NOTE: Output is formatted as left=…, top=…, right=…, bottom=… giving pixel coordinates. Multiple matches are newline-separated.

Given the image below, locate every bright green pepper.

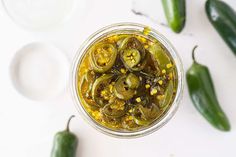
left=51, top=115, right=78, bottom=157
left=205, top=0, right=236, bottom=56
left=186, top=46, right=230, bottom=131
left=162, top=0, right=186, bottom=33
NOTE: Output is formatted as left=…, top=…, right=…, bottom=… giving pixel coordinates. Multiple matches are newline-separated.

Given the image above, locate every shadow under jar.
left=71, top=23, right=184, bottom=138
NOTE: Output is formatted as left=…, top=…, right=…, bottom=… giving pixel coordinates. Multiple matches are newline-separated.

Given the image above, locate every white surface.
left=10, top=42, right=69, bottom=101
left=0, top=0, right=236, bottom=157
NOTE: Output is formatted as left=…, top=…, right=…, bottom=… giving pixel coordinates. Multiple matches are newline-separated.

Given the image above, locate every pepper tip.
left=66, top=115, right=76, bottom=132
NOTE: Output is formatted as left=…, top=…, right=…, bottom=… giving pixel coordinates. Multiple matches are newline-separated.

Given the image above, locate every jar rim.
left=71, top=22, right=184, bottom=138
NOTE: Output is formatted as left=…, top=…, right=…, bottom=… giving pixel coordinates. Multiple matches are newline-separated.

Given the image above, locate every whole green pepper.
left=206, top=0, right=236, bottom=56
left=51, top=115, right=78, bottom=157
left=186, top=46, right=230, bottom=131
left=162, top=0, right=186, bottom=33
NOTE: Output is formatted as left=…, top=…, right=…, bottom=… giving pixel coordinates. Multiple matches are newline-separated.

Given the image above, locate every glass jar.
left=71, top=23, right=184, bottom=138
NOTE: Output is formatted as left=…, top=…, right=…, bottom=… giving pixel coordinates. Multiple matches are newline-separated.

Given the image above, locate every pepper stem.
left=66, top=115, right=75, bottom=132
left=192, top=45, right=198, bottom=63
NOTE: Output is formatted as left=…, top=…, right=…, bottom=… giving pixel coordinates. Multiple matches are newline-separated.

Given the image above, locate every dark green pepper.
left=206, top=0, right=236, bottom=56
left=162, top=0, right=186, bottom=33
left=186, top=46, right=230, bottom=131
left=51, top=115, right=78, bottom=157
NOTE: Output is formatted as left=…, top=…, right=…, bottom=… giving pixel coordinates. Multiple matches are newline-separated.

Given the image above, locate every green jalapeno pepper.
left=162, top=0, right=186, bottom=33
left=90, top=43, right=117, bottom=73
left=51, top=115, right=78, bottom=157
left=206, top=0, right=236, bottom=56
left=119, top=37, right=147, bottom=71
left=92, top=74, right=114, bottom=107
left=186, top=46, right=230, bottom=131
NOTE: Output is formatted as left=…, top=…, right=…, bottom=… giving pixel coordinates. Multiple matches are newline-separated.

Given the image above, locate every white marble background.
left=0, top=0, right=236, bottom=156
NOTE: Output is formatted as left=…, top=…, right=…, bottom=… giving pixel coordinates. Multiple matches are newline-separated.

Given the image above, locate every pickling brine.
left=76, top=32, right=178, bottom=131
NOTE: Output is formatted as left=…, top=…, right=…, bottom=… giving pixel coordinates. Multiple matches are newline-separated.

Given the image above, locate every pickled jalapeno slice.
left=122, top=49, right=141, bottom=68
left=91, top=74, right=114, bottom=107
left=119, top=37, right=147, bottom=71
left=80, top=75, right=99, bottom=109
left=125, top=73, right=140, bottom=89
left=148, top=43, right=172, bottom=70
left=85, top=70, right=96, bottom=82
left=132, top=104, right=160, bottom=126
left=102, top=99, right=127, bottom=118
left=114, top=76, right=136, bottom=100
left=90, top=43, right=117, bottom=73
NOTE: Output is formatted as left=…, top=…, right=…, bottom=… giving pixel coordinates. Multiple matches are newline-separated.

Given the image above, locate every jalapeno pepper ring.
left=90, top=43, right=117, bottom=73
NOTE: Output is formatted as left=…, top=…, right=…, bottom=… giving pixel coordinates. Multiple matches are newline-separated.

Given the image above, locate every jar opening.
left=71, top=23, right=184, bottom=138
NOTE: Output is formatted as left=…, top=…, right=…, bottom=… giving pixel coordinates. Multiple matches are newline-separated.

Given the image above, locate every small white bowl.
left=10, top=42, right=69, bottom=101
